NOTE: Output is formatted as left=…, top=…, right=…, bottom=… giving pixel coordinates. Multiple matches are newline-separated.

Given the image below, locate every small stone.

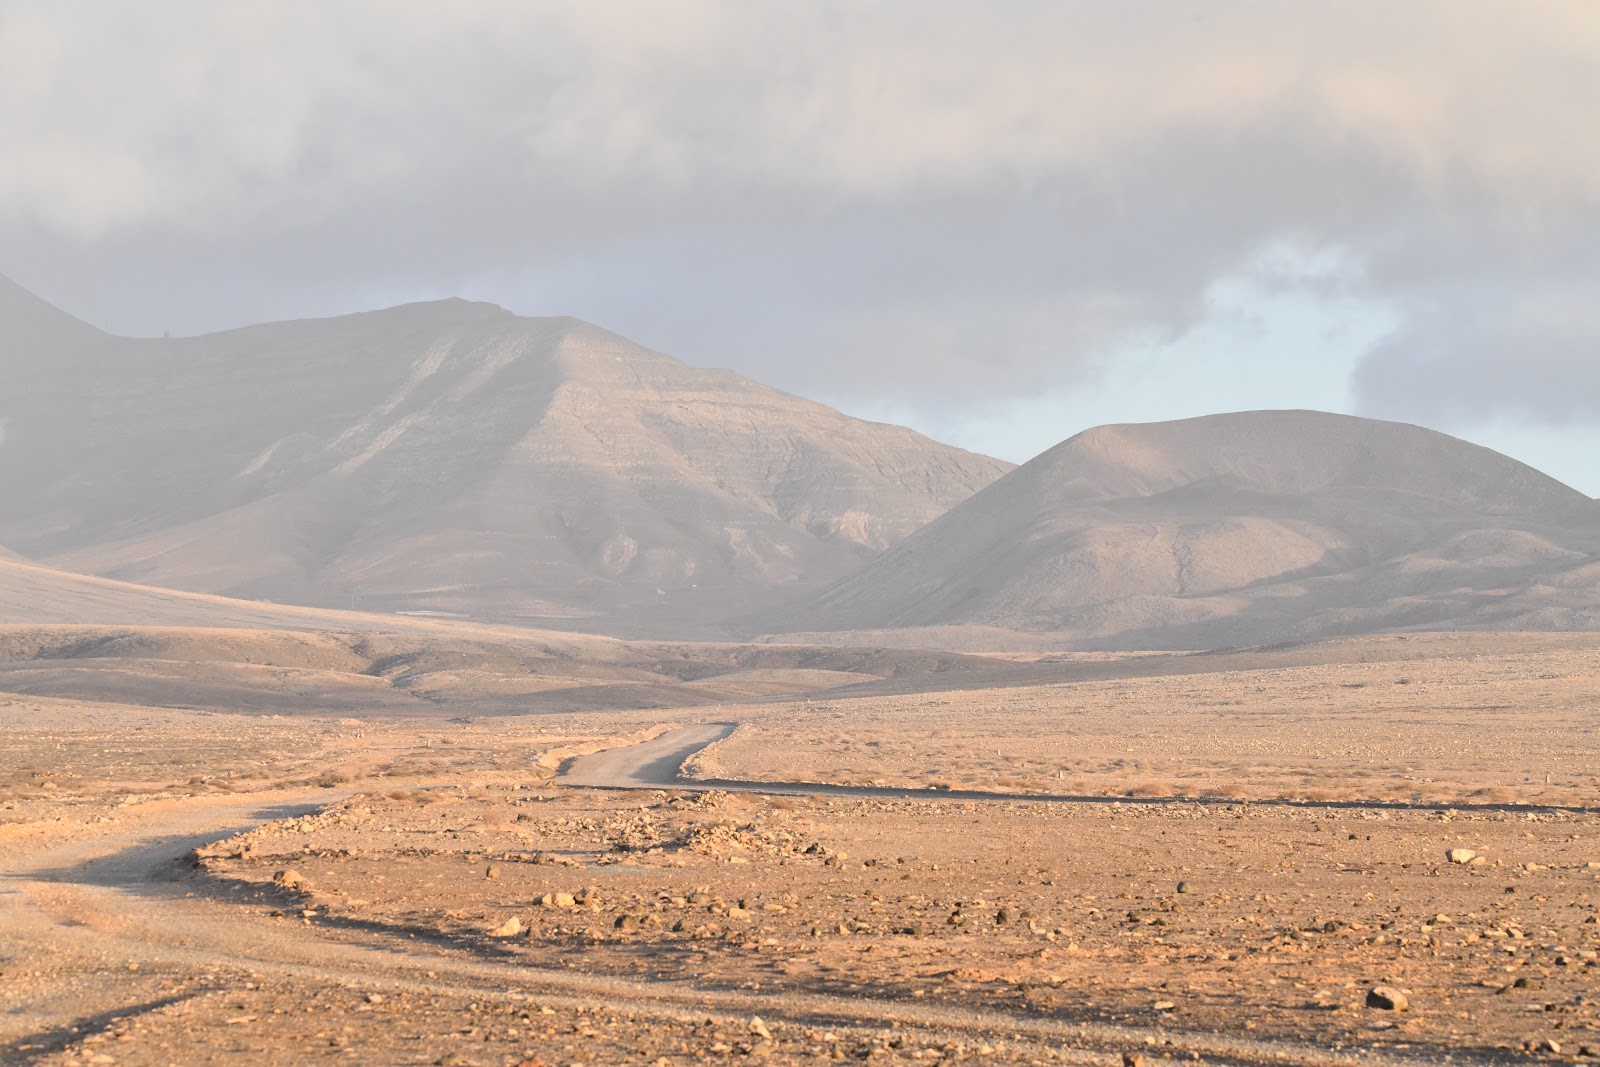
left=749, top=1016, right=772, bottom=1040
left=1447, top=848, right=1477, bottom=865
left=365, top=993, right=385, bottom=1005
left=1538, top=1039, right=1561, bottom=1055
left=1366, top=985, right=1408, bottom=1011
left=488, top=916, right=523, bottom=937
left=485, top=865, right=500, bottom=879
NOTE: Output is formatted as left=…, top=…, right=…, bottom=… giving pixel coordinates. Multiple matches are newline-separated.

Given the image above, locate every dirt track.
left=3, top=731, right=1535, bottom=1066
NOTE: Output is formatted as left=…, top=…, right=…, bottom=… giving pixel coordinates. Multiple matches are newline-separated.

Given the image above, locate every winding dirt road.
left=0, top=729, right=1511, bottom=1066
left=561, top=724, right=1593, bottom=817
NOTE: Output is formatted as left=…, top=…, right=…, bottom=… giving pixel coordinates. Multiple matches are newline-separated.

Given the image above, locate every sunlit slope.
left=0, top=275, right=1009, bottom=633
left=773, top=410, right=1600, bottom=648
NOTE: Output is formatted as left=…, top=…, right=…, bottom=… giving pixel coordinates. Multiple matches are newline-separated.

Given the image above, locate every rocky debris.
left=488, top=916, right=523, bottom=937
left=1447, top=848, right=1478, bottom=864
left=1366, top=985, right=1409, bottom=1011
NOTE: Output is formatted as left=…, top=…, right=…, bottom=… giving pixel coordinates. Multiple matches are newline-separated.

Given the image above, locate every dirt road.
left=0, top=732, right=1533, bottom=1066
left=559, top=725, right=1593, bottom=816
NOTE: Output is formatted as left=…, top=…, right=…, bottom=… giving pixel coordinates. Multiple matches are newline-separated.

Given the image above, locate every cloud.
left=2, top=1, right=1598, bottom=428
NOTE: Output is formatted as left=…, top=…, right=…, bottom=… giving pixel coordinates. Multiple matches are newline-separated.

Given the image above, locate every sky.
left=2, top=2, right=1598, bottom=493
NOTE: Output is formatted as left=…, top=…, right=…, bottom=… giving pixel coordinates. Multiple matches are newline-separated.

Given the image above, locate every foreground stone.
left=1367, top=985, right=1409, bottom=1011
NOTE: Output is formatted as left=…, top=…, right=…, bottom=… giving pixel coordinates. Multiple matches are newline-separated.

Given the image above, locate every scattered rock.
left=1366, top=985, right=1408, bottom=1011
left=488, top=916, right=523, bottom=938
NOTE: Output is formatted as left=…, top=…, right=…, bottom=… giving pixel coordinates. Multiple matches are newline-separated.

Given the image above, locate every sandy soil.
left=2, top=632, right=1598, bottom=1066
left=688, top=633, right=1600, bottom=808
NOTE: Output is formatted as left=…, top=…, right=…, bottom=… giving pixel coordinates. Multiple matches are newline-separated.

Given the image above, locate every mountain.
left=0, top=277, right=1011, bottom=633
left=769, top=410, right=1600, bottom=649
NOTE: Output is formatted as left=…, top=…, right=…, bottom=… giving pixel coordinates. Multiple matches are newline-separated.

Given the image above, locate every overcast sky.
left=3, top=2, right=1598, bottom=492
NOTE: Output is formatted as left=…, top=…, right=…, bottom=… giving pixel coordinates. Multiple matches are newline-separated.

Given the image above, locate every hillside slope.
left=0, top=275, right=1010, bottom=633
left=770, top=411, right=1600, bottom=649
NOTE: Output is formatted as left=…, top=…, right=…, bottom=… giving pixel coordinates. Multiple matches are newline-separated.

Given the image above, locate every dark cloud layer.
left=2, top=1, right=1598, bottom=434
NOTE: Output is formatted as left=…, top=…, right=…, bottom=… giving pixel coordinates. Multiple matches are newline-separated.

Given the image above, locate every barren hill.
left=770, top=410, right=1600, bottom=649
left=0, top=275, right=1009, bottom=633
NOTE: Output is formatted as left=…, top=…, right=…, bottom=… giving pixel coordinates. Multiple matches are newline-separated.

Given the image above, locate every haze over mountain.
left=772, top=410, right=1600, bottom=650
left=0, top=274, right=1010, bottom=634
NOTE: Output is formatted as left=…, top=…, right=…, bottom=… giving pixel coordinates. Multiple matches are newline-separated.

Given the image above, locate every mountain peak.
left=1034, top=409, right=1589, bottom=513
left=0, top=293, right=1011, bottom=634
left=774, top=410, right=1600, bottom=647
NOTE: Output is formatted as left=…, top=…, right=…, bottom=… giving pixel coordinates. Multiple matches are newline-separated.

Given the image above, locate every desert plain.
left=3, top=626, right=1597, bottom=1067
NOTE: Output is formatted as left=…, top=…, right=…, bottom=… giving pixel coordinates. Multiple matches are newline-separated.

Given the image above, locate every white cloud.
left=2, top=1, right=1599, bottom=452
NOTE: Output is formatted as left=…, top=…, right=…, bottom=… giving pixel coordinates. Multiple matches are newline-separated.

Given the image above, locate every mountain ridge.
left=0, top=278, right=1012, bottom=633
left=766, top=410, right=1600, bottom=648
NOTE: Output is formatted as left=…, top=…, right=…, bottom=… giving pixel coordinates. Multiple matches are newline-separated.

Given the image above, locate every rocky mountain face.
left=770, top=410, right=1600, bottom=649
left=0, top=275, right=1011, bottom=633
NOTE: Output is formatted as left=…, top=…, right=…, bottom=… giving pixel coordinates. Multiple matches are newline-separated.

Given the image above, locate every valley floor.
left=1, top=632, right=1597, bottom=1066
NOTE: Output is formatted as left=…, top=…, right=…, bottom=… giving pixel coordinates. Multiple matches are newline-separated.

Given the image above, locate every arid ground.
left=3, top=632, right=1598, bottom=1066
